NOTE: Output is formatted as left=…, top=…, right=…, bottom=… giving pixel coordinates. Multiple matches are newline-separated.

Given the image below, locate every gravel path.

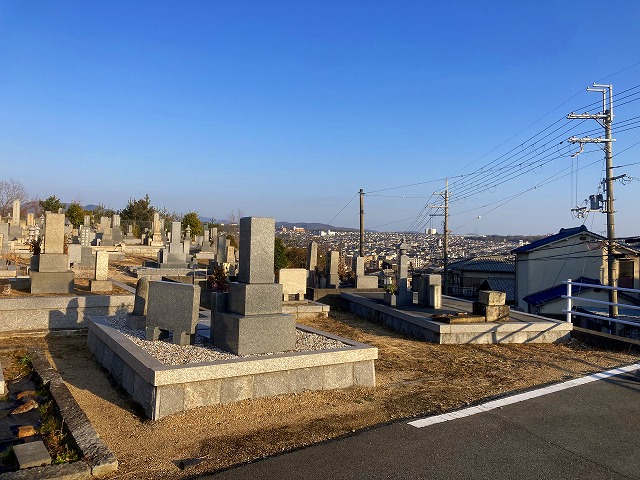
left=107, top=316, right=348, bottom=365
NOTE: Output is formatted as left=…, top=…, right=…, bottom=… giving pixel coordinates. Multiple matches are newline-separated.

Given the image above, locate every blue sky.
left=1, top=1, right=639, bottom=236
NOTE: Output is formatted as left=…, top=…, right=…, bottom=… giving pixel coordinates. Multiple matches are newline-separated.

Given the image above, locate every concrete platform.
left=282, top=300, right=330, bottom=320
left=87, top=316, right=378, bottom=420
left=342, top=292, right=572, bottom=344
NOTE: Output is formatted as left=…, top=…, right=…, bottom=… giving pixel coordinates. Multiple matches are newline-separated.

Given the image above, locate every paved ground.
left=206, top=366, right=640, bottom=480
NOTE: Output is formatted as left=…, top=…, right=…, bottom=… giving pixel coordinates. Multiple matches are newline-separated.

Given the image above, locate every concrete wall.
left=0, top=295, right=134, bottom=332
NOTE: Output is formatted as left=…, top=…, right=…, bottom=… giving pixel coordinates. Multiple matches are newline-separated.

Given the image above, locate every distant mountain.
left=276, top=221, right=359, bottom=232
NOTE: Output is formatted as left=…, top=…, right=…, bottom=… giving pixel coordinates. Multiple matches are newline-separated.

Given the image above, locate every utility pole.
left=428, top=179, right=449, bottom=295
left=567, top=84, right=617, bottom=319
left=359, top=188, right=365, bottom=257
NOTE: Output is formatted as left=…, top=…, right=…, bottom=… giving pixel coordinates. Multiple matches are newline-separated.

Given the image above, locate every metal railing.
left=562, top=279, right=640, bottom=328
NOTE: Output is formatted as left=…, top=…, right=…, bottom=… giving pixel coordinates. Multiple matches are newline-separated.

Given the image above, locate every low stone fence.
left=341, top=292, right=572, bottom=344
left=0, top=294, right=134, bottom=333
left=88, top=316, right=377, bottom=420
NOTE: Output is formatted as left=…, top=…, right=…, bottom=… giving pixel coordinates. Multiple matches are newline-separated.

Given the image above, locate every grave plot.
left=87, top=217, right=377, bottom=420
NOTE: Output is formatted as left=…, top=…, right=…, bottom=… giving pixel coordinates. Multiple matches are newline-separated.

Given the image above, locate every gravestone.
left=9, top=199, right=22, bottom=239
left=146, top=281, right=200, bottom=346
left=212, top=217, right=295, bottom=355
left=79, top=225, right=95, bottom=246
left=396, top=242, right=413, bottom=306
left=327, top=251, right=340, bottom=288
left=200, top=226, right=214, bottom=252
left=473, top=290, right=509, bottom=322
left=67, top=243, right=82, bottom=266
left=30, top=212, right=74, bottom=294
left=11, top=199, right=19, bottom=224
left=99, top=216, right=113, bottom=246
left=215, top=235, right=227, bottom=264
left=210, top=227, right=218, bottom=254
left=149, top=212, right=164, bottom=246
left=278, top=268, right=307, bottom=300
left=90, top=250, right=112, bottom=292
left=26, top=213, right=34, bottom=226
left=306, top=241, right=318, bottom=287
left=128, top=277, right=149, bottom=329
left=418, top=274, right=442, bottom=309
left=0, top=223, right=9, bottom=248
left=158, top=222, right=189, bottom=268
left=111, top=214, right=123, bottom=244
left=355, top=257, right=378, bottom=289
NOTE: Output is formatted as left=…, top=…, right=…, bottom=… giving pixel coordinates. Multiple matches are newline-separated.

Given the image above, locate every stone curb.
left=26, top=349, right=118, bottom=477
left=0, top=462, right=91, bottom=480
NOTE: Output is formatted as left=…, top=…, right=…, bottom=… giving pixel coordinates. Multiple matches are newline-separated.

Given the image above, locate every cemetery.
left=0, top=203, right=632, bottom=478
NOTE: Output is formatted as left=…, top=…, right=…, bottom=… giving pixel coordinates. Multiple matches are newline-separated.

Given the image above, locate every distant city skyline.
left=1, top=1, right=639, bottom=236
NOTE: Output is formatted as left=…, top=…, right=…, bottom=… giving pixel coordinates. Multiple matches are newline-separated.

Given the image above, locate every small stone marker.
left=278, top=268, right=307, bottom=300
left=133, top=277, right=149, bottom=316
left=13, top=440, right=51, bottom=469
left=419, top=274, right=442, bottom=309
left=90, top=250, right=112, bottom=292
left=146, top=281, right=200, bottom=346
left=473, top=290, right=509, bottom=322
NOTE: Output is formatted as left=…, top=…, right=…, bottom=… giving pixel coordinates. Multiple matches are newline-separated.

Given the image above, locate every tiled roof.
left=511, top=226, right=599, bottom=254
left=511, top=225, right=640, bottom=255
left=448, top=256, right=515, bottom=273
left=481, top=277, right=516, bottom=302
left=522, top=276, right=602, bottom=307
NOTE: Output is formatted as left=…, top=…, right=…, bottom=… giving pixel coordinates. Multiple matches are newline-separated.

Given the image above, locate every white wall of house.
left=516, top=233, right=606, bottom=311
left=515, top=233, right=640, bottom=312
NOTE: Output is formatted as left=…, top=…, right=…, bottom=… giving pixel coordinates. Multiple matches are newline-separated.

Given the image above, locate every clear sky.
left=1, top=1, right=639, bottom=236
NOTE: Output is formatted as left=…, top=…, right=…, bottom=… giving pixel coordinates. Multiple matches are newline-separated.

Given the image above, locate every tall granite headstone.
left=396, top=242, right=413, bottom=306
left=306, top=240, right=318, bottom=287
left=327, top=250, right=340, bottom=288
left=212, top=217, right=295, bottom=355
left=30, top=213, right=74, bottom=294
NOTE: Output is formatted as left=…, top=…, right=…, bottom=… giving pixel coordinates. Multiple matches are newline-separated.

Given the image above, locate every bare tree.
left=0, top=179, right=28, bottom=218
left=226, top=209, right=245, bottom=224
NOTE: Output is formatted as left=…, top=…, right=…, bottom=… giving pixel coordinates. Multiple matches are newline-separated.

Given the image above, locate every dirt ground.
left=0, top=310, right=636, bottom=479
left=1, top=256, right=638, bottom=478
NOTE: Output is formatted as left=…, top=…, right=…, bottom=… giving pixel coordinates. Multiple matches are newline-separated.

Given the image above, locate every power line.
left=326, top=192, right=358, bottom=226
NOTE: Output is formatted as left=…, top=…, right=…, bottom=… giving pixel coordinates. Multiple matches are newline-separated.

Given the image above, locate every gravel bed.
left=107, top=316, right=348, bottom=365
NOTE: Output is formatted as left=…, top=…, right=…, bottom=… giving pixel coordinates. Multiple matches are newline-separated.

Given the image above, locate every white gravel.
left=107, top=316, right=348, bottom=365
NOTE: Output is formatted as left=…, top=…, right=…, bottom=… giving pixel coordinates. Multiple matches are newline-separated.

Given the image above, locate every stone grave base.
left=90, top=279, right=113, bottom=293
left=282, top=300, right=330, bottom=320
left=341, top=292, right=573, bottom=344
left=213, top=312, right=296, bottom=355
left=29, top=271, right=75, bottom=294
left=87, top=316, right=377, bottom=420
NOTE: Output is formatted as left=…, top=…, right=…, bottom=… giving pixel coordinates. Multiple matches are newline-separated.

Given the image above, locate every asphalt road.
left=204, top=367, right=640, bottom=480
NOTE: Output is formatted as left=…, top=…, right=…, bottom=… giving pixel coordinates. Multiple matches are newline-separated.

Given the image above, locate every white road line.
left=408, top=362, right=640, bottom=429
